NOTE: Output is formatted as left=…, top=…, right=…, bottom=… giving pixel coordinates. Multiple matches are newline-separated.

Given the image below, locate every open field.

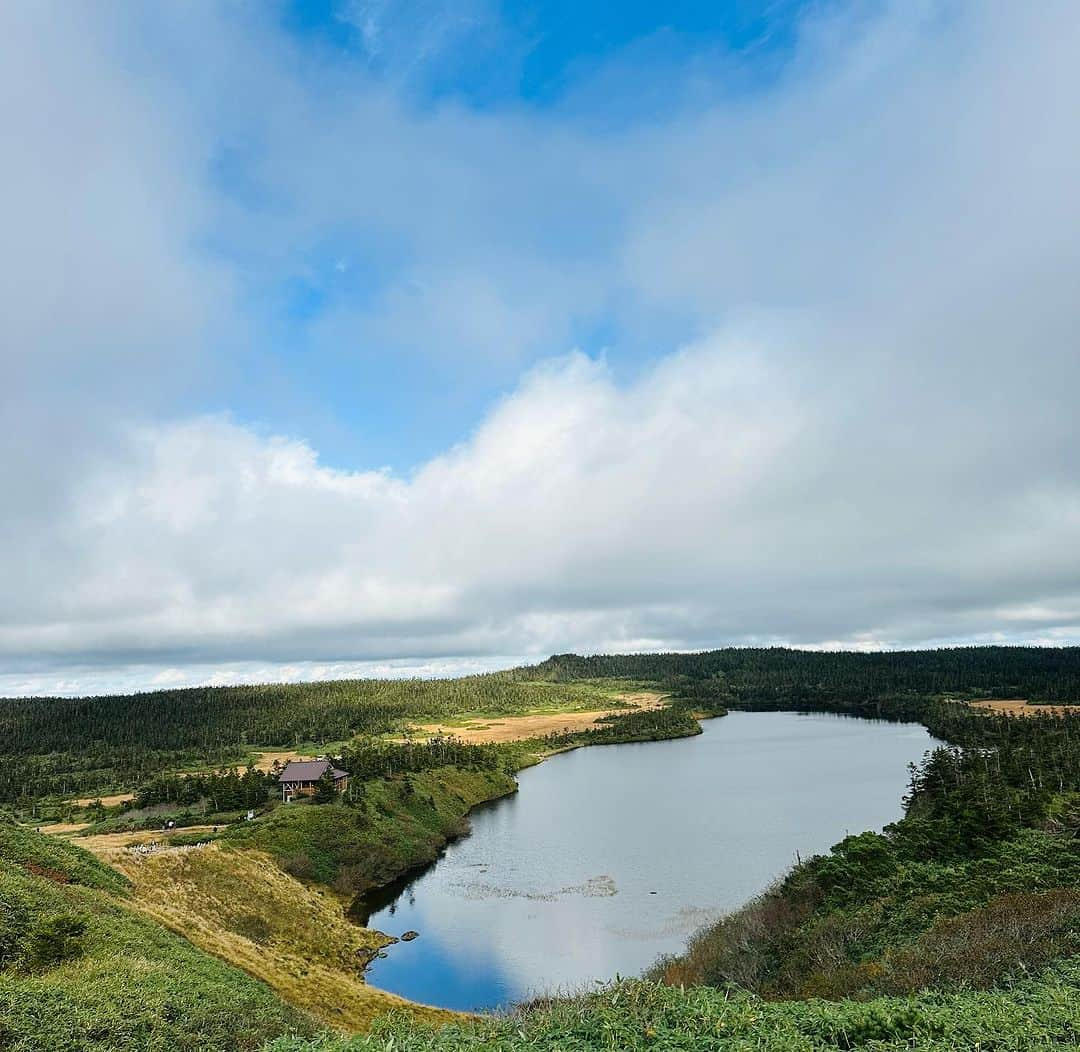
left=73, top=824, right=221, bottom=863
left=407, top=690, right=668, bottom=743
left=42, top=820, right=92, bottom=835
left=251, top=748, right=321, bottom=772
left=969, top=698, right=1080, bottom=716
left=73, top=790, right=136, bottom=807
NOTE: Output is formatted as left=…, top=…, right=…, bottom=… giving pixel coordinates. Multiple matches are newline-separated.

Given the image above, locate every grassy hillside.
left=110, top=842, right=454, bottom=1032
left=658, top=822, right=1080, bottom=998
left=264, top=962, right=1080, bottom=1051
left=0, top=820, right=314, bottom=1051
left=0, top=821, right=128, bottom=894
left=222, top=766, right=517, bottom=895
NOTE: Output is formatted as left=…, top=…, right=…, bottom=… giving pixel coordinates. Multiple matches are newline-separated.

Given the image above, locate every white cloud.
left=3, top=1, right=1080, bottom=693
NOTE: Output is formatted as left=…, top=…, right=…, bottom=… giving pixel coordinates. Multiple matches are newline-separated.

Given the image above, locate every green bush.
left=25, top=913, right=86, bottom=968
left=263, top=963, right=1080, bottom=1051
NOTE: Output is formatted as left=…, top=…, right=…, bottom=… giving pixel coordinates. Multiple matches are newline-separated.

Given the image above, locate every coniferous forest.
left=3, top=646, right=1080, bottom=806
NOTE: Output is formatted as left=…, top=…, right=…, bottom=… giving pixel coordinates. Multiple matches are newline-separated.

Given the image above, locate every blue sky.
left=4, top=0, right=1080, bottom=695
left=283, top=0, right=804, bottom=107
left=204, top=0, right=820, bottom=472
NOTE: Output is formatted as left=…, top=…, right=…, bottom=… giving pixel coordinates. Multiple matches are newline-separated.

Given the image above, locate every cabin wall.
left=280, top=777, right=347, bottom=801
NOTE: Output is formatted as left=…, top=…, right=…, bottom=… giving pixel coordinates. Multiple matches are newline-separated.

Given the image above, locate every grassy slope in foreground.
left=265, top=963, right=1080, bottom=1051
left=0, top=822, right=315, bottom=1052
left=51, top=766, right=514, bottom=1034
left=109, top=842, right=455, bottom=1033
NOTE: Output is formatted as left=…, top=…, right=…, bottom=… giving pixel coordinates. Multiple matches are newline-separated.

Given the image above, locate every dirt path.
left=969, top=698, right=1080, bottom=717
left=408, top=691, right=669, bottom=744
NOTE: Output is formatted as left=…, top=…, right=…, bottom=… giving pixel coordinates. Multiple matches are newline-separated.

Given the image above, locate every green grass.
left=264, top=960, right=1080, bottom=1051
left=113, top=843, right=455, bottom=1033
left=0, top=824, right=315, bottom=1051
left=0, top=820, right=128, bottom=894
left=222, top=766, right=516, bottom=894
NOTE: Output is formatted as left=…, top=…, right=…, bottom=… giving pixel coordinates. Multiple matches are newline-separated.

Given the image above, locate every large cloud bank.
left=3, top=1, right=1080, bottom=694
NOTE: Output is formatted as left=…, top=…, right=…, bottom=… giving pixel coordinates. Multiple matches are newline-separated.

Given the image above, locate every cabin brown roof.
left=277, top=759, right=348, bottom=783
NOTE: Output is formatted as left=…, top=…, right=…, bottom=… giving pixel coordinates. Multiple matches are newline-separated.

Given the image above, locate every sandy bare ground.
left=408, top=691, right=669, bottom=744
left=969, top=698, right=1080, bottom=717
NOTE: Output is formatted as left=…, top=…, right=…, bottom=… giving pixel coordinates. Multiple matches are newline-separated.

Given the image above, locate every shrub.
left=877, top=889, right=1080, bottom=993
left=281, top=854, right=315, bottom=881
left=800, top=1001, right=935, bottom=1049
left=25, top=913, right=87, bottom=968
left=0, top=875, right=32, bottom=968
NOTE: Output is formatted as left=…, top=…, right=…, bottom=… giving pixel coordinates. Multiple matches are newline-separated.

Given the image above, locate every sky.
left=3, top=0, right=1080, bottom=697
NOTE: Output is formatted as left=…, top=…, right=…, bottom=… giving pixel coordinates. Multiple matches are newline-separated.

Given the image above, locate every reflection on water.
left=363, top=711, right=939, bottom=1011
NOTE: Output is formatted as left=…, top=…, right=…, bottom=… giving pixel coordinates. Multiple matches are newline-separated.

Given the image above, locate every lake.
left=361, top=710, right=940, bottom=1011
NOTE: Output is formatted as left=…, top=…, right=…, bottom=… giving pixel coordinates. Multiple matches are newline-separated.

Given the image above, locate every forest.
left=0, top=676, right=615, bottom=805
left=532, top=645, right=1080, bottom=700
left=3, top=646, right=1079, bottom=806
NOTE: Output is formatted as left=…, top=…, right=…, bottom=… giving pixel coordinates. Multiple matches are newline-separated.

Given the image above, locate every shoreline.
left=352, top=701, right=716, bottom=918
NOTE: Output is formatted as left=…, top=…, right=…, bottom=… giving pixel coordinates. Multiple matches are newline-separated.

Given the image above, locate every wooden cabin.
left=278, top=759, right=349, bottom=801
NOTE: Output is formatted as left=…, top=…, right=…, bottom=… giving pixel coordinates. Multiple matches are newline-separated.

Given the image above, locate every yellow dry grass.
left=72, top=791, right=136, bottom=807
left=41, top=821, right=92, bottom=835
left=70, top=825, right=219, bottom=862
left=250, top=748, right=316, bottom=772
left=98, top=840, right=456, bottom=1032
left=969, top=698, right=1080, bottom=717
left=408, top=690, right=669, bottom=744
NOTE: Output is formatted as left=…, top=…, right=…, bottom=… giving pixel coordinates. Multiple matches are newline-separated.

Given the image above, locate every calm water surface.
left=363, top=711, right=939, bottom=1011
